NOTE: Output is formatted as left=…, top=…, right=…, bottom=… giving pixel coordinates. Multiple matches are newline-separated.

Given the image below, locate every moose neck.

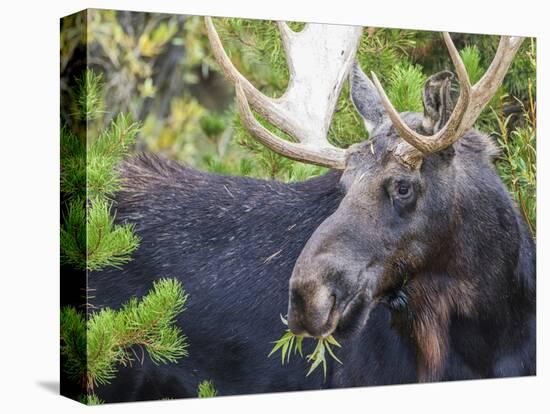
left=389, top=136, right=536, bottom=382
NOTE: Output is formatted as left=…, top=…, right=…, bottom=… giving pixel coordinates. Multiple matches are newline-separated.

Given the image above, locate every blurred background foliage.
left=60, top=10, right=536, bottom=234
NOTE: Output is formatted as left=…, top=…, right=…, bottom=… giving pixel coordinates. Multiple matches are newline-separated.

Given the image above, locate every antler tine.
left=205, top=17, right=363, bottom=169
left=205, top=17, right=289, bottom=131
left=465, top=36, right=525, bottom=126
left=235, top=82, right=347, bottom=168
left=276, top=22, right=294, bottom=56
left=371, top=33, right=524, bottom=166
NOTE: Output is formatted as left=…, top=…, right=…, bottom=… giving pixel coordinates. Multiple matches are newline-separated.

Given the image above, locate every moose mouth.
left=289, top=266, right=382, bottom=339
left=308, top=285, right=373, bottom=339
left=340, top=289, right=365, bottom=323
left=332, top=286, right=379, bottom=338
left=336, top=295, right=381, bottom=337
left=305, top=290, right=373, bottom=339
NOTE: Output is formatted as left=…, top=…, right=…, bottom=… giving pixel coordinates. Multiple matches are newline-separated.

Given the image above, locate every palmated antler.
left=370, top=34, right=524, bottom=167
left=205, top=17, right=363, bottom=169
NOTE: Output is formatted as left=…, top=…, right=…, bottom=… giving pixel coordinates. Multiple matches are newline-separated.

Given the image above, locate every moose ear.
left=421, top=70, right=455, bottom=134
left=350, top=61, right=386, bottom=134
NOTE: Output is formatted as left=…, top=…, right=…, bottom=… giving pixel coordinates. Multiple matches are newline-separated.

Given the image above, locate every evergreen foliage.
left=197, top=380, right=218, bottom=398
left=79, top=393, right=104, bottom=405
left=60, top=306, right=87, bottom=383
left=459, top=45, right=484, bottom=84
left=60, top=63, right=190, bottom=404
left=61, top=279, right=188, bottom=395
left=87, top=113, right=141, bottom=198
left=387, top=64, right=426, bottom=113
left=60, top=69, right=141, bottom=271
left=268, top=315, right=342, bottom=380
left=357, top=28, right=420, bottom=76
left=489, top=38, right=536, bottom=234
left=74, top=68, right=104, bottom=121
left=494, top=83, right=536, bottom=234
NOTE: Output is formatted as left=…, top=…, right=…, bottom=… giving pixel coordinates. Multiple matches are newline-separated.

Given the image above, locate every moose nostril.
left=290, top=288, right=306, bottom=312
left=288, top=288, right=307, bottom=335
left=288, top=287, right=340, bottom=338
left=330, top=293, right=337, bottom=308
left=288, top=317, right=307, bottom=336
left=326, top=293, right=336, bottom=316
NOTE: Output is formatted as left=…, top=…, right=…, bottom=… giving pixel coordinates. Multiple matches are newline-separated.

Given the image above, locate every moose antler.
left=371, top=34, right=524, bottom=167
left=205, top=17, right=363, bottom=169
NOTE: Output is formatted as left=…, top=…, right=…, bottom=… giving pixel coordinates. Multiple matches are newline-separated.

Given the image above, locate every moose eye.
left=397, top=182, right=411, bottom=197
left=390, top=180, right=416, bottom=213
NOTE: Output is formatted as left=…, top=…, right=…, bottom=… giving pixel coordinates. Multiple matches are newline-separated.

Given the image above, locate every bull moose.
left=91, top=19, right=535, bottom=401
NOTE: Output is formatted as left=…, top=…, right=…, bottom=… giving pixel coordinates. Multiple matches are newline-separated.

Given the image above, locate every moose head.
left=284, top=34, right=523, bottom=341
left=206, top=19, right=524, bottom=347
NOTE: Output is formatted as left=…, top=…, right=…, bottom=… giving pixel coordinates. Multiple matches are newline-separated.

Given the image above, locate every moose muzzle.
left=287, top=277, right=340, bottom=338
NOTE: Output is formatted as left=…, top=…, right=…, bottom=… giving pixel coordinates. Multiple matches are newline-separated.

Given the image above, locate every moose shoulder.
left=91, top=156, right=344, bottom=400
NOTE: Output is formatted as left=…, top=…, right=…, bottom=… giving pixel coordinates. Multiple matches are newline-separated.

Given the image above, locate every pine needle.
left=268, top=315, right=343, bottom=380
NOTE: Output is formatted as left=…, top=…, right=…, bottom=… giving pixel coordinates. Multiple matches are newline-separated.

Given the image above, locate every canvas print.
left=60, top=9, right=536, bottom=405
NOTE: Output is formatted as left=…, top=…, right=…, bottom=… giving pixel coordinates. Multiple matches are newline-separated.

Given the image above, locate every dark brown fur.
left=288, top=70, right=535, bottom=382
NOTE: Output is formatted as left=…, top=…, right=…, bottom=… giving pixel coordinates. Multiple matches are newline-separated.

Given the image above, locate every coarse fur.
left=90, top=154, right=416, bottom=401
left=288, top=69, right=536, bottom=383
left=91, top=68, right=535, bottom=400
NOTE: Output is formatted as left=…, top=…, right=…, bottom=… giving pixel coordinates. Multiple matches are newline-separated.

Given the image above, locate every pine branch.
left=197, top=380, right=218, bottom=398
left=61, top=279, right=189, bottom=392
left=74, top=68, right=105, bottom=121
left=387, top=63, right=426, bottom=113
left=87, top=113, right=140, bottom=198
left=61, top=197, right=140, bottom=271
left=61, top=70, right=141, bottom=271
left=60, top=198, right=87, bottom=269
left=60, top=307, right=87, bottom=382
